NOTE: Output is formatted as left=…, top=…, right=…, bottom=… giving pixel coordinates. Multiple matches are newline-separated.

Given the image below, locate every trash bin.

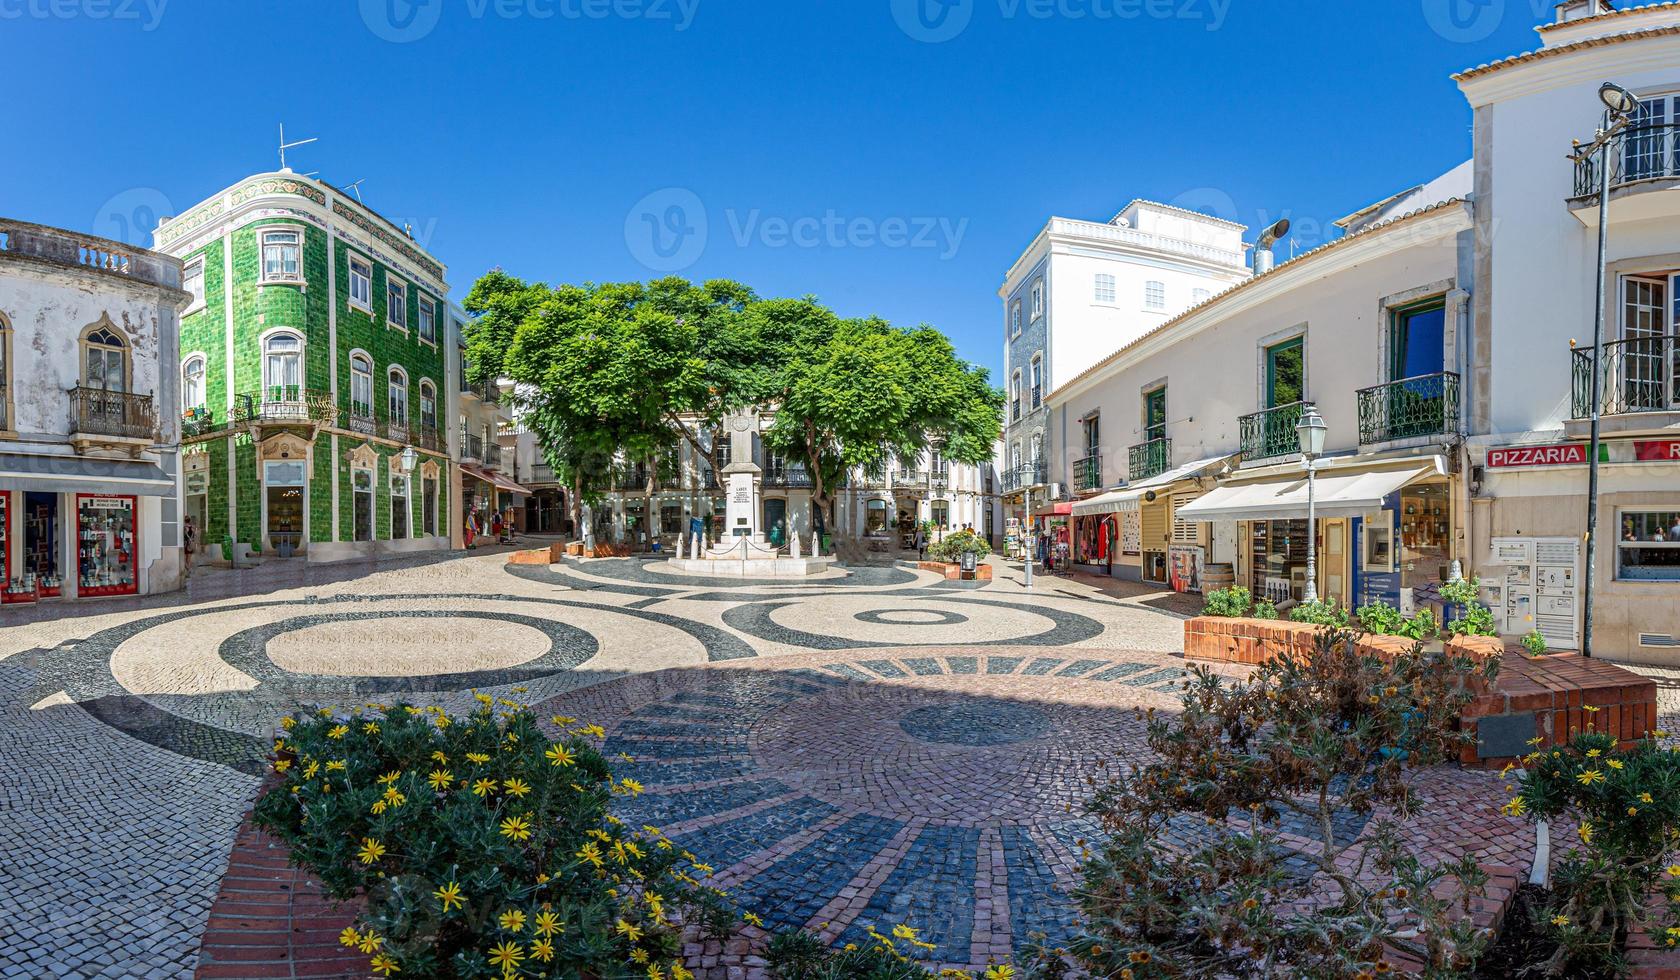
left=959, top=551, right=977, bottom=579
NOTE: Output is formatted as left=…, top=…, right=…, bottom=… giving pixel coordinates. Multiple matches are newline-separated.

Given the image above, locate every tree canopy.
left=462, top=273, right=1003, bottom=528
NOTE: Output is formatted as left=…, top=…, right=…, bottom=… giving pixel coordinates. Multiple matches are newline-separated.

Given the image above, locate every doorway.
left=266, top=487, right=303, bottom=553
left=763, top=497, right=787, bottom=546
left=1321, top=518, right=1349, bottom=608
left=23, top=491, right=61, bottom=595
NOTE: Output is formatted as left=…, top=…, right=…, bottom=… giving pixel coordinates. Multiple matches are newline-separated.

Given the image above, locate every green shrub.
left=1201, top=586, right=1253, bottom=618
left=1511, top=730, right=1680, bottom=975
left=1287, top=597, right=1349, bottom=627
left=253, top=697, right=734, bottom=978
left=1520, top=630, right=1547, bottom=657
left=1069, top=627, right=1501, bottom=977
left=1252, top=597, right=1279, bottom=620
left=1440, top=576, right=1498, bottom=637
left=926, top=529, right=991, bottom=564
left=766, top=926, right=1027, bottom=980
left=1355, top=600, right=1405, bottom=636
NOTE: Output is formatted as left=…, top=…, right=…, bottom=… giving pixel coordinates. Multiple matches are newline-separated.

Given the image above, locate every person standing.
left=183, top=516, right=197, bottom=579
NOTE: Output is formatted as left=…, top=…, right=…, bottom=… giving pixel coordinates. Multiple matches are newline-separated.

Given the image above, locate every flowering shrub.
left=1069, top=627, right=1500, bottom=977
left=766, top=925, right=1031, bottom=980
left=1511, top=729, right=1680, bottom=975
left=1251, top=596, right=1279, bottom=620
left=1200, top=586, right=1254, bottom=618
left=926, top=529, right=990, bottom=564
left=1520, top=630, right=1548, bottom=657
left=1440, top=577, right=1497, bottom=637
left=252, top=696, right=735, bottom=978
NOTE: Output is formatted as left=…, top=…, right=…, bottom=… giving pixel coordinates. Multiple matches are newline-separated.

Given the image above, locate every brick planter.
left=507, top=542, right=564, bottom=565
left=1181, top=618, right=1657, bottom=768
left=916, top=560, right=992, bottom=581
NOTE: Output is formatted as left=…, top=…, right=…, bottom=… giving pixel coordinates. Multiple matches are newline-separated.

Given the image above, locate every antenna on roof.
left=342, top=178, right=367, bottom=204
left=277, top=123, right=318, bottom=173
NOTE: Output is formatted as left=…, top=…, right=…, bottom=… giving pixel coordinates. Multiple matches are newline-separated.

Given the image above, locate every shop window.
left=662, top=504, right=683, bottom=535
left=423, top=477, right=438, bottom=536
left=20, top=492, right=61, bottom=596
left=260, top=229, right=303, bottom=284
left=77, top=496, right=137, bottom=596
left=392, top=473, right=410, bottom=539
left=1618, top=509, right=1680, bottom=581
left=866, top=498, right=888, bottom=535
left=353, top=468, right=374, bottom=542
left=932, top=500, right=950, bottom=528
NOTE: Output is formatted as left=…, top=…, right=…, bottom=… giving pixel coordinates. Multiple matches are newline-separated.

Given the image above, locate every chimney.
left=1555, top=0, right=1613, bottom=25
left=1252, top=219, right=1290, bottom=277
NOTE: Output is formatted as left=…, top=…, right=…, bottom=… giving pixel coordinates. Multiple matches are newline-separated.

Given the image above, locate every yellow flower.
left=552, top=715, right=576, bottom=726
left=616, top=919, right=643, bottom=941
left=430, top=750, right=449, bottom=764
left=545, top=745, right=575, bottom=767
left=273, top=759, right=291, bottom=773
left=370, top=799, right=388, bottom=816
left=466, top=752, right=490, bottom=764
left=471, top=778, right=496, bottom=797
left=475, top=692, right=493, bottom=705
left=648, top=964, right=665, bottom=980
left=363, top=722, right=380, bottom=734
left=892, top=924, right=917, bottom=941
left=377, top=770, right=402, bottom=786
left=577, top=842, right=604, bottom=867
left=503, top=778, right=531, bottom=798
left=1579, top=823, right=1595, bottom=844
left=326, top=760, right=345, bottom=772
left=370, top=952, right=400, bottom=977
left=1629, top=807, right=1640, bottom=816
left=1641, top=792, right=1654, bottom=804
left=1665, top=864, right=1680, bottom=877
left=1583, top=704, right=1600, bottom=713
left=671, top=964, right=694, bottom=980
left=1501, top=797, right=1528, bottom=817
left=339, top=926, right=361, bottom=947
left=433, top=881, right=464, bottom=911
left=1552, top=915, right=1570, bottom=927
left=500, top=815, right=532, bottom=841
left=1606, top=758, right=1624, bottom=770
left=280, top=716, right=297, bottom=730
left=499, top=908, right=527, bottom=933
left=743, top=911, right=764, bottom=927
left=356, top=838, right=386, bottom=865
left=486, top=940, right=523, bottom=970
left=1586, top=748, right=1602, bottom=758
left=620, top=778, right=644, bottom=796
left=986, top=967, right=1016, bottom=980
left=427, top=769, right=452, bottom=791
left=303, top=761, right=321, bottom=779
left=1576, top=769, right=1605, bottom=786
left=357, top=930, right=384, bottom=953
left=630, top=948, right=650, bottom=964
left=531, top=938, right=555, bottom=962
left=534, top=910, right=562, bottom=938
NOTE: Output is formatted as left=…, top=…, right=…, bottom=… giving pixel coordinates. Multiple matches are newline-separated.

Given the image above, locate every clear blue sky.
left=1, top=0, right=1549, bottom=381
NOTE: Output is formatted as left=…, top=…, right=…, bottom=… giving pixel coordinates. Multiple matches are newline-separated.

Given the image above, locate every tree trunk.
left=643, top=457, right=656, bottom=553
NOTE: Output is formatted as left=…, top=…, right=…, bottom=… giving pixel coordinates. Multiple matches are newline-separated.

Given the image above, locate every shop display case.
left=77, top=495, right=138, bottom=597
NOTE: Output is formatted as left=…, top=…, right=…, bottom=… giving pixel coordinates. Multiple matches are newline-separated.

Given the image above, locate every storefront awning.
left=1173, top=461, right=1440, bottom=523
left=0, top=452, right=175, bottom=497
left=461, top=463, right=531, bottom=495
left=1071, top=455, right=1234, bottom=517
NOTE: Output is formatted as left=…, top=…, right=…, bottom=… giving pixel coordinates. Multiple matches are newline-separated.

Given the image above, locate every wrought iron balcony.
left=180, top=406, right=222, bottom=439
left=1573, top=122, right=1680, bottom=199
left=412, top=423, right=444, bottom=452
left=1011, top=399, right=1021, bottom=422
left=1030, top=384, right=1042, bottom=410
left=483, top=440, right=503, bottom=468
left=70, top=386, right=156, bottom=441
left=1239, top=401, right=1306, bottom=461
left=764, top=465, right=814, bottom=488
left=1356, top=372, right=1460, bottom=445
left=237, top=386, right=337, bottom=425
left=462, top=430, right=485, bottom=462
left=345, top=409, right=377, bottom=436
left=1571, top=337, right=1679, bottom=418
left=1071, top=454, right=1103, bottom=492
left=999, top=463, right=1045, bottom=493
left=1128, top=438, right=1170, bottom=481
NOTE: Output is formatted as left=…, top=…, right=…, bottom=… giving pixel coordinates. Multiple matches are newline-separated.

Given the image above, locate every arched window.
left=83, top=326, right=128, bottom=392
left=419, top=380, right=437, bottom=431
left=262, top=332, right=302, bottom=398
left=350, top=353, right=373, bottom=418
left=387, top=366, right=408, bottom=427
left=182, top=355, right=206, bottom=410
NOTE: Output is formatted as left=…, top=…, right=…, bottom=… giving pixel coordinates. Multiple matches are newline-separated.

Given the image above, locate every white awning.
left=1173, top=463, right=1437, bottom=523
left=0, top=453, right=175, bottom=497
left=1071, top=455, right=1233, bottom=517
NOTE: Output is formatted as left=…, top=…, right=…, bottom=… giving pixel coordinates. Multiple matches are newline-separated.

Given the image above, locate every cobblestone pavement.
left=0, top=550, right=1192, bottom=977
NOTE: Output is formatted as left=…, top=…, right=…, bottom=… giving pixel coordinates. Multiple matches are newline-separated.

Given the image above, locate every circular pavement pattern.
left=537, top=648, right=1197, bottom=969
left=854, top=608, right=970, bottom=627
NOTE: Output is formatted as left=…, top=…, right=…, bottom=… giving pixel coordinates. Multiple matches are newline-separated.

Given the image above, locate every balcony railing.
left=1031, top=385, right=1042, bottom=410
left=1356, top=372, right=1460, bottom=445
left=1573, top=122, right=1680, bottom=198
left=234, top=386, right=338, bottom=426
left=1571, top=336, right=1680, bottom=417
left=462, top=431, right=485, bottom=461
left=70, top=386, right=156, bottom=441
left=1128, top=438, right=1170, bottom=481
left=1011, top=399, right=1021, bottom=422
left=483, top=440, right=503, bottom=468
left=413, top=423, right=444, bottom=452
left=764, top=466, right=814, bottom=488
left=999, top=463, right=1046, bottom=493
left=1239, top=401, right=1306, bottom=461
left=346, top=410, right=377, bottom=436
left=1072, top=454, right=1103, bottom=492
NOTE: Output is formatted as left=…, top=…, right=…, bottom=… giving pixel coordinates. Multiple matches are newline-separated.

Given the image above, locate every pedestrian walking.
left=914, top=526, right=926, bottom=560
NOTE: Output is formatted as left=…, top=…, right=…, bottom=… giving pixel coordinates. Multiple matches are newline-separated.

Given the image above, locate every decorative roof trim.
left=1045, top=198, right=1469, bottom=404
left=1108, top=198, right=1249, bottom=231
left=1453, top=23, right=1680, bottom=81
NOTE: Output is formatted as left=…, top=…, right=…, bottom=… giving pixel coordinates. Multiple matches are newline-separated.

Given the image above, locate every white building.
left=0, top=219, right=190, bottom=601
left=1038, top=0, right=1680, bottom=665
left=451, top=304, right=521, bottom=547
left=996, top=201, right=1250, bottom=523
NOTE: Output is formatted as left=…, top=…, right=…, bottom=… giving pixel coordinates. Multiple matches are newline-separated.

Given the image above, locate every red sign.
left=1487, top=443, right=1589, bottom=468
left=1635, top=440, right=1680, bottom=462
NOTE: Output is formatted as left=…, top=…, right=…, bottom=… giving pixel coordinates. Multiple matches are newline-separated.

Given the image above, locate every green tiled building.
left=155, top=172, right=454, bottom=561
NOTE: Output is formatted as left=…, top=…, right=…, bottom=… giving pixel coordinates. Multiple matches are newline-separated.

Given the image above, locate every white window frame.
left=1030, top=280, right=1044, bottom=320
left=418, top=294, right=437, bottom=344
left=350, top=351, right=374, bottom=419
left=1094, top=273, right=1116, bottom=304
left=387, top=366, right=409, bottom=427
left=386, top=275, right=409, bottom=331
left=347, top=252, right=374, bottom=313
left=1030, top=354, right=1043, bottom=409
left=259, top=226, right=305, bottom=286
left=182, top=257, right=206, bottom=314
left=1145, top=281, right=1166, bottom=310
left=419, top=379, right=437, bottom=431
left=391, top=471, right=412, bottom=540
left=182, top=354, right=207, bottom=410
left=352, top=466, right=375, bottom=542
left=260, top=329, right=304, bottom=396
left=1009, top=299, right=1022, bottom=338
left=1615, top=507, right=1680, bottom=582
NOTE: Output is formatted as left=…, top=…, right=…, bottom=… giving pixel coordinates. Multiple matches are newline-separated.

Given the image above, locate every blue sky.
left=1, top=0, right=1551, bottom=381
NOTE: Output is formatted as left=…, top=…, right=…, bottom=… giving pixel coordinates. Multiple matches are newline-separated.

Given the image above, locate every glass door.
left=1622, top=277, right=1668, bottom=411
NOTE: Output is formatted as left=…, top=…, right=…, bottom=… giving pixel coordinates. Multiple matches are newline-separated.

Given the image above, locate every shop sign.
left=1634, top=440, right=1680, bottom=462
left=1485, top=443, right=1602, bottom=468
left=82, top=497, right=132, bottom=511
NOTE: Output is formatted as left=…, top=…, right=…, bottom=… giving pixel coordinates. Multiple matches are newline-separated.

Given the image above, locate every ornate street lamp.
left=1573, top=81, right=1639, bottom=658
left=1296, top=404, right=1327, bottom=605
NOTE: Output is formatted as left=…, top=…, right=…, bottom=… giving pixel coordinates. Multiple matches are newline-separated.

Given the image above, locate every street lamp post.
left=1574, top=81, right=1639, bottom=659
left=1296, top=404, right=1327, bottom=606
